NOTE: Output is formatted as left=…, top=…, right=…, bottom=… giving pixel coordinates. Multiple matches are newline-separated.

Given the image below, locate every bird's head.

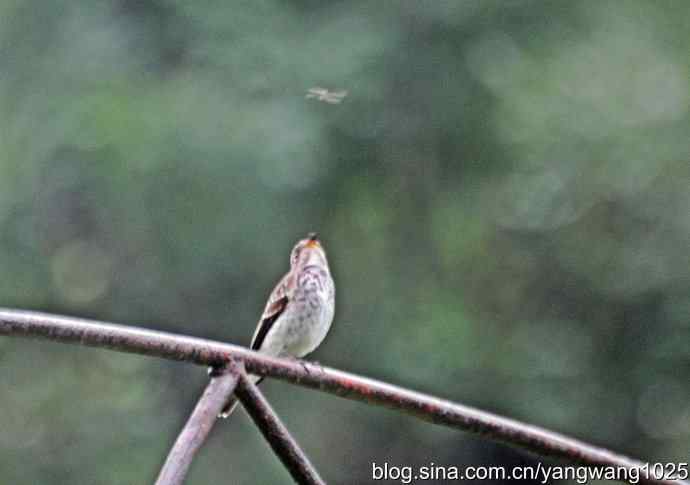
left=290, top=232, right=329, bottom=269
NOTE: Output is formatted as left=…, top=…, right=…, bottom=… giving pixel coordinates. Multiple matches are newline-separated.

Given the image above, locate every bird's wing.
left=250, top=272, right=293, bottom=351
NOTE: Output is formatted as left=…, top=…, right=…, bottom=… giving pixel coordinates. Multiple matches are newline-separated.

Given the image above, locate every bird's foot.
left=299, top=360, right=311, bottom=375
left=298, top=359, right=324, bottom=376
left=311, top=360, right=325, bottom=374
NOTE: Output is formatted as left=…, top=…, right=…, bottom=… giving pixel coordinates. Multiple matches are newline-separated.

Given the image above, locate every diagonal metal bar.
left=155, top=367, right=240, bottom=485
left=234, top=362, right=325, bottom=485
left=0, top=308, right=686, bottom=485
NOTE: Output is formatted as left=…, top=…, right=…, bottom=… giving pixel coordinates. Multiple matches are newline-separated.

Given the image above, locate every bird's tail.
left=219, top=374, right=264, bottom=419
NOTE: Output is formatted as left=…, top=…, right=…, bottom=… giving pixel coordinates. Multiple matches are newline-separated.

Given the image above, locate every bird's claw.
left=300, top=360, right=311, bottom=375
left=299, top=359, right=324, bottom=376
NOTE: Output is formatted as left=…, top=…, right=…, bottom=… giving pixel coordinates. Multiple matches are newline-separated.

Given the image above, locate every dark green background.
left=1, top=1, right=689, bottom=483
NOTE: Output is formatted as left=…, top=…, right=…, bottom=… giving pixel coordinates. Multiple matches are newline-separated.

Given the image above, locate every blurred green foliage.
left=1, top=1, right=689, bottom=483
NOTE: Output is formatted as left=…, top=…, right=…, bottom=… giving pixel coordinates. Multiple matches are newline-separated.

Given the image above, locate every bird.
left=305, top=87, right=348, bottom=104
left=218, top=232, right=335, bottom=418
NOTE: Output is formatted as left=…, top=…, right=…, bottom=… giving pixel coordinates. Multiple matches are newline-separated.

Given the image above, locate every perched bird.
left=219, top=232, right=335, bottom=418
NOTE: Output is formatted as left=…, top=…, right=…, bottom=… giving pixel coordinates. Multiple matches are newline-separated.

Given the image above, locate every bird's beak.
left=305, top=239, right=320, bottom=249
left=305, top=232, right=320, bottom=248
